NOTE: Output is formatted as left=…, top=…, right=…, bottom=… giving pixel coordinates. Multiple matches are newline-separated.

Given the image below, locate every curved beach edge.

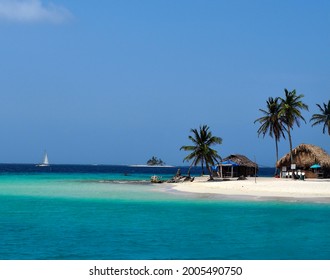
left=168, top=176, right=330, bottom=203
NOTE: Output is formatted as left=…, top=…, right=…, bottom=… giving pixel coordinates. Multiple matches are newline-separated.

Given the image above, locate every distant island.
left=147, top=156, right=166, bottom=166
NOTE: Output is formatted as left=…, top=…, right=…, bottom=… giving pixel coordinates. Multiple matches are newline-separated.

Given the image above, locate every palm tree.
left=180, top=125, right=222, bottom=180
left=254, top=97, right=286, bottom=175
left=279, top=89, right=309, bottom=168
left=310, top=100, right=330, bottom=135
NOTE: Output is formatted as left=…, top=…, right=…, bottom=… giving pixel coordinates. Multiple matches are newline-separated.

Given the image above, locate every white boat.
left=37, top=152, right=50, bottom=167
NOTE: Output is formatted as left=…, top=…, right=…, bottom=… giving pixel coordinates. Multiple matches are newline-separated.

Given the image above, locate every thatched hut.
left=218, top=154, right=258, bottom=178
left=276, top=144, right=330, bottom=178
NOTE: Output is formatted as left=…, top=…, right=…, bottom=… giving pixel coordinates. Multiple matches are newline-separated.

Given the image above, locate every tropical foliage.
left=180, top=125, right=222, bottom=179
left=279, top=89, right=309, bottom=165
left=310, top=100, right=330, bottom=136
left=255, top=89, right=309, bottom=175
left=147, top=156, right=165, bottom=166
left=254, top=97, right=286, bottom=174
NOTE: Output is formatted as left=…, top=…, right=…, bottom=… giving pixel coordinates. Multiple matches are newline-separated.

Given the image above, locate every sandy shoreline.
left=170, top=176, right=330, bottom=202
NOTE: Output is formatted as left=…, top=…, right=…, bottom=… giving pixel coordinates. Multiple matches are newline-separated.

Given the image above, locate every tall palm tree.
left=180, top=125, right=222, bottom=180
left=310, top=100, right=330, bottom=135
left=254, top=97, right=286, bottom=175
left=279, top=89, right=309, bottom=167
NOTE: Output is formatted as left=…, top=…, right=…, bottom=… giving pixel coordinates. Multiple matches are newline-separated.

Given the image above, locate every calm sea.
left=0, top=164, right=329, bottom=260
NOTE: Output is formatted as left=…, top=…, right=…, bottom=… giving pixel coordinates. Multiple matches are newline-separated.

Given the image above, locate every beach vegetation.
left=147, top=156, right=165, bottom=166
left=310, top=100, right=330, bottom=136
left=279, top=89, right=309, bottom=166
left=254, top=97, right=286, bottom=175
left=180, top=125, right=222, bottom=180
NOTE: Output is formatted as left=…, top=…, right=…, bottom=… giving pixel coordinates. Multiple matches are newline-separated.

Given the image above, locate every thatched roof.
left=223, top=154, right=258, bottom=168
left=276, top=144, right=330, bottom=169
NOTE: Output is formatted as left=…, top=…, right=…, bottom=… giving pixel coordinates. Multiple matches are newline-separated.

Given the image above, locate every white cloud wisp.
left=0, top=0, right=72, bottom=24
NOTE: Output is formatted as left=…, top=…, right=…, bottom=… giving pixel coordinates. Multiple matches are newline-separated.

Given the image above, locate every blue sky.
left=0, top=0, right=329, bottom=166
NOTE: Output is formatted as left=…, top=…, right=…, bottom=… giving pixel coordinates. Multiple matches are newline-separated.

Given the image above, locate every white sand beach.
left=171, top=176, right=330, bottom=201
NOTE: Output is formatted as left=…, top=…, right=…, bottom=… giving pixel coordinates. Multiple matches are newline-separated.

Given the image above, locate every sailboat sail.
left=37, top=152, right=50, bottom=166
left=43, top=153, right=49, bottom=165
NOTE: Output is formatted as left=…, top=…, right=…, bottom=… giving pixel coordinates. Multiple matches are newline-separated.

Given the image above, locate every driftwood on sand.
left=167, top=168, right=194, bottom=183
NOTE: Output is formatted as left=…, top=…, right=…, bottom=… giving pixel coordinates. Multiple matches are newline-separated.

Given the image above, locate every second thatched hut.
left=276, top=143, right=330, bottom=178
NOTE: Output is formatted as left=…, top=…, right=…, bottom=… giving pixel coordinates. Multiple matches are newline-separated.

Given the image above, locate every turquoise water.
left=1, top=173, right=330, bottom=260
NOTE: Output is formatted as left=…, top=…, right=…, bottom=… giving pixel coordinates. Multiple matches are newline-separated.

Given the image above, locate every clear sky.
left=0, top=0, right=329, bottom=166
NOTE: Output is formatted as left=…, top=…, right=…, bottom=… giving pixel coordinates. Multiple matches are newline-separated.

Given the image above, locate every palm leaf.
left=180, top=125, right=222, bottom=177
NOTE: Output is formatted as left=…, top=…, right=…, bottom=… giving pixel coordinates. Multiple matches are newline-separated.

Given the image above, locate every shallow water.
left=0, top=170, right=330, bottom=260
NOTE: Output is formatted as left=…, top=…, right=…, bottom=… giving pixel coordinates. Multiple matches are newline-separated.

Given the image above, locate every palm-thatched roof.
left=276, top=144, right=330, bottom=169
left=222, top=154, right=258, bottom=168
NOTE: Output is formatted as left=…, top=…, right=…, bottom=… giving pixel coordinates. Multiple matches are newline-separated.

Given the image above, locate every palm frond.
left=310, top=100, right=330, bottom=135
left=180, top=125, right=222, bottom=175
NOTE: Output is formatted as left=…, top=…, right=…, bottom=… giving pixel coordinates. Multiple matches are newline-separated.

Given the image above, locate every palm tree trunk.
left=205, top=162, right=213, bottom=180
left=287, top=125, right=295, bottom=179
left=288, top=127, right=293, bottom=164
left=201, top=159, right=205, bottom=175
left=275, top=138, right=279, bottom=176
left=187, top=163, right=194, bottom=177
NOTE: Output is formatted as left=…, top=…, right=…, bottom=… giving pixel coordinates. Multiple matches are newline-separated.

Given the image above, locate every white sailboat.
left=37, top=151, right=50, bottom=167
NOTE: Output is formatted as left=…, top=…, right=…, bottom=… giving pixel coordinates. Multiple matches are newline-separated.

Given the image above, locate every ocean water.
left=0, top=164, right=329, bottom=260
